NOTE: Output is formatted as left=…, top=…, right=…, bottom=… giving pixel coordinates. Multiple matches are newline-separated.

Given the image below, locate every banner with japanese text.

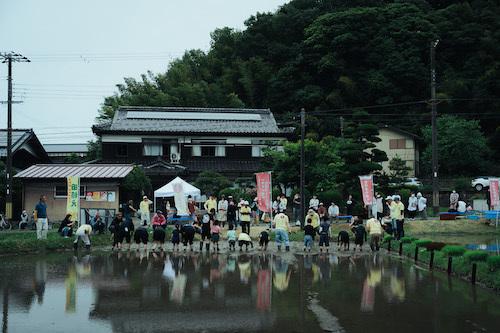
left=359, top=175, right=374, bottom=206
left=256, top=172, right=272, bottom=213
left=489, top=178, right=499, bottom=208
left=66, top=176, right=80, bottom=224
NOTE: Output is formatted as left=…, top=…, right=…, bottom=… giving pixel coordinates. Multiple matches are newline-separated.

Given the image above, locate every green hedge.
left=441, top=245, right=466, bottom=257
left=400, top=236, right=416, bottom=244
left=414, top=239, right=432, bottom=248
left=464, top=250, right=489, bottom=263
left=487, top=256, right=500, bottom=271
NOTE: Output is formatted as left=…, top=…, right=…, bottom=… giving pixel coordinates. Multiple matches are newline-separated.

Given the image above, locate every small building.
left=44, top=143, right=89, bottom=163
left=92, top=106, right=291, bottom=189
left=0, top=129, right=50, bottom=170
left=14, top=164, right=134, bottom=224
left=374, top=125, right=420, bottom=177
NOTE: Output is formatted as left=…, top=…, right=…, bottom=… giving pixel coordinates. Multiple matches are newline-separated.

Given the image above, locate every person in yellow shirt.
left=139, top=196, right=152, bottom=226
left=366, top=218, right=383, bottom=251
left=204, top=195, right=217, bottom=214
left=306, top=209, right=320, bottom=230
left=273, top=212, right=291, bottom=251
left=239, top=201, right=252, bottom=234
left=273, top=257, right=292, bottom=292
left=392, top=196, right=405, bottom=240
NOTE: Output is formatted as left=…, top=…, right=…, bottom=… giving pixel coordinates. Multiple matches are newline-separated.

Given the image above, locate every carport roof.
left=14, top=164, right=134, bottom=179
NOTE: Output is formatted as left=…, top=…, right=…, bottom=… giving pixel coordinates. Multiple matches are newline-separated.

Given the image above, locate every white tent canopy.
left=153, top=177, right=201, bottom=213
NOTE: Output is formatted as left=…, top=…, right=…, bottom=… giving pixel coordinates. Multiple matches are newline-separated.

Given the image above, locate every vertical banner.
left=173, top=182, right=188, bottom=215
left=66, top=176, right=80, bottom=224
left=489, top=178, right=499, bottom=208
left=256, top=172, right=272, bottom=213
left=359, top=175, right=374, bottom=206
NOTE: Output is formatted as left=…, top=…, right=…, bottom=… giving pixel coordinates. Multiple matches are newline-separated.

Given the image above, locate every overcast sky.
left=0, top=0, right=288, bottom=144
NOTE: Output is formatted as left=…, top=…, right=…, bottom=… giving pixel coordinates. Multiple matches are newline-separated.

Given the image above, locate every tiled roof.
left=0, top=129, right=34, bottom=157
left=93, top=106, right=286, bottom=135
left=14, top=164, right=134, bottom=179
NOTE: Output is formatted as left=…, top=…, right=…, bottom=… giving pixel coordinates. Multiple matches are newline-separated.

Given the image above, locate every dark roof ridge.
left=118, top=106, right=271, bottom=114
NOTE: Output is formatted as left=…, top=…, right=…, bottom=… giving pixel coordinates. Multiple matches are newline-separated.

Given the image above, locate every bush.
left=464, top=250, right=489, bottom=263
left=383, top=235, right=394, bottom=243
left=414, top=239, right=432, bottom=248
left=442, top=245, right=466, bottom=257
left=486, top=255, right=500, bottom=271
left=400, top=236, right=416, bottom=244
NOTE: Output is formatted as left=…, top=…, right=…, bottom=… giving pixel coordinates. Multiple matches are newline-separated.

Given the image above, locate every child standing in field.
left=211, top=220, right=222, bottom=252
left=350, top=219, right=367, bottom=252
left=318, top=219, right=331, bottom=253
left=303, top=218, right=315, bottom=252
left=259, top=229, right=270, bottom=251
left=227, top=225, right=237, bottom=251
left=171, top=223, right=181, bottom=251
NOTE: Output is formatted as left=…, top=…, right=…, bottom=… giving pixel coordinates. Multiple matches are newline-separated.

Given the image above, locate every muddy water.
left=1, top=251, right=499, bottom=333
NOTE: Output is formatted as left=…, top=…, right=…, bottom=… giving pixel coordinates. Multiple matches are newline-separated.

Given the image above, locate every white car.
left=472, top=176, right=498, bottom=191
left=403, top=177, right=423, bottom=187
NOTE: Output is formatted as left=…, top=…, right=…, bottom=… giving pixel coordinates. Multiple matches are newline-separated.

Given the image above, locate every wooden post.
left=447, top=257, right=453, bottom=275
left=399, top=242, right=403, bottom=256
left=387, top=240, right=391, bottom=252
left=471, top=263, right=477, bottom=285
left=429, top=250, right=435, bottom=269
left=414, top=246, right=419, bottom=262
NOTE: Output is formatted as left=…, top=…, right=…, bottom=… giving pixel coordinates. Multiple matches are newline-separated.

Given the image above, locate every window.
left=215, top=146, right=226, bottom=157
left=192, top=145, right=201, bottom=157
left=252, top=146, right=262, bottom=157
left=201, top=146, right=216, bottom=156
left=389, top=139, right=406, bottom=149
left=143, top=143, right=163, bottom=156
left=116, top=144, right=128, bottom=157
left=54, top=185, right=86, bottom=198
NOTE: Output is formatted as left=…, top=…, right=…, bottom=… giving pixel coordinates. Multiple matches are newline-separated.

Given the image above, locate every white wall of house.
left=372, top=128, right=419, bottom=177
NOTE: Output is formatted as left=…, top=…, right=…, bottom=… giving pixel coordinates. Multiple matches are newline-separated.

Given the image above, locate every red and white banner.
left=256, top=172, right=272, bottom=213
left=359, top=175, right=374, bottom=206
left=489, top=178, right=500, bottom=208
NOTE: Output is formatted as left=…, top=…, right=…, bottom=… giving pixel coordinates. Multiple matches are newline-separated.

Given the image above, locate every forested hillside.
left=96, top=0, right=500, bottom=165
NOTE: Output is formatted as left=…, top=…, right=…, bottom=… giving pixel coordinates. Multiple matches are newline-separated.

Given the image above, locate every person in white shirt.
left=278, top=194, right=287, bottom=213
left=375, top=193, right=384, bottom=221
left=328, top=202, right=339, bottom=224
left=309, top=195, right=319, bottom=211
left=217, top=195, right=228, bottom=227
left=73, top=223, right=92, bottom=251
left=417, top=192, right=427, bottom=220
left=457, top=200, right=467, bottom=213
left=408, top=193, right=418, bottom=220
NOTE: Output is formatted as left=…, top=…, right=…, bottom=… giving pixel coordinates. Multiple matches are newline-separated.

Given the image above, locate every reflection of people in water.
left=361, top=264, right=382, bottom=312
left=33, top=260, right=47, bottom=304
left=238, top=255, right=252, bottom=284
left=256, top=255, right=271, bottom=311
left=387, top=266, right=406, bottom=302
left=273, top=257, right=292, bottom=292
left=318, top=255, right=331, bottom=282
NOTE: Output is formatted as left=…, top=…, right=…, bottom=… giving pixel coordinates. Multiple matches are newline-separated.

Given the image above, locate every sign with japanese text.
left=359, top=175, right=374, bottom=206
left=256, top=172, right=272, bottom=213
left=66, top=176, right=80, bottom=224
left=489, top=178, right=499, bottom=208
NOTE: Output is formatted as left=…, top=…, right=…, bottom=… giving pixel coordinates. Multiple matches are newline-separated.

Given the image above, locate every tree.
left=87, top=139, right=102, bottom=161
left=421, top=115, right=491, bottom=176
left=194, top=171, right=231, bottom=196
left=262, top=136, right=345, bottom=199
left=64, top=153, right=83, bottom=164
left=122, top=166, right=152, bottom=203
left=339, top=110, right=388, bottom=195
left=388, top=155, right=411, bottom=184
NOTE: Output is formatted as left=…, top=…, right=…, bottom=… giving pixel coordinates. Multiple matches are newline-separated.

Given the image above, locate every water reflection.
left=1, top=252, right=499, bottom=333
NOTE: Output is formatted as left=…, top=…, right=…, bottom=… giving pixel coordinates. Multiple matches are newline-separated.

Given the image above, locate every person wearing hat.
left=139, top=196, right=153, bottom=226
left=306, top=209, right=320, bottom=232
left=391, top=195, right=405, bottom=240
left=217, top=194, right=228, bottom=228
left=417, top=192, right=427, bottom=219
left=240, top=200, right=252, bottom=234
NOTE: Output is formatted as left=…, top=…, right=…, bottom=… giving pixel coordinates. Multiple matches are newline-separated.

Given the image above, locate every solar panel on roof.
left=126, top=111, right=261, bottom=121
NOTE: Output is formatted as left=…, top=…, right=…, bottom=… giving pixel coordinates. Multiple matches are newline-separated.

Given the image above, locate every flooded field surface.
left=1, top=251, right=499, bottom=333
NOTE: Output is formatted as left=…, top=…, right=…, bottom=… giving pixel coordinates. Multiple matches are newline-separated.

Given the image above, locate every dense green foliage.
left=487, top=255, right=500, bottom=271
left=464, top=250, right=489, bottom=262
left=122, top=166, right=152, bottom=201
left=94, top=0, right=499, bottom=177
left=194, top=171, right=231, bottom=196
left=388, top=156, right=412, bottom=183
left=441, top=245, right=466, bottom=257
left=414, top=239, right=432, bottom=248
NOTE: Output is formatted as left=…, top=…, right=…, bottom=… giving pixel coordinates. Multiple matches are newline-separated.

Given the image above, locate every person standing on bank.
left=240, top=201, right=252, bottom=234
left=292, top=193, right=301, bottom=225
left=375, top=193, right=384, bottom=221
left=139, top=196, right=152, bottom=226
left=273, top=212, right=291, bottom=251
left=309, top=195, right=319, bottom=211
left=217, top=195, right=228, bottom=228
left=346, top=194, right=354, bottom=216
left=417, top=192, right=427, bottom=219
left=34, top=195, right=48, bottom=240
left=328, top=202, right=339, bottom=224
left=204, top=194, right=217, bottom=214
left=408, top=193, right=418, bottom=220
left=393, top=195, right=405, bottom=240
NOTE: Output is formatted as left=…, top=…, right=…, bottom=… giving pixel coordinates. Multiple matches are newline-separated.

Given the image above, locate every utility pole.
left=300, top=108, right=305, bottom=229
left=430, top=40, right=439, bottom=215
left=1, top=52, right=30, bottom=220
